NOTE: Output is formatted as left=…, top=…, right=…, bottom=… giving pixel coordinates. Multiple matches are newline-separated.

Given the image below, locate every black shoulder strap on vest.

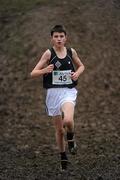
left=49, top=48, right=56, bottom=62
left=67, top=48, right=72, bottom=60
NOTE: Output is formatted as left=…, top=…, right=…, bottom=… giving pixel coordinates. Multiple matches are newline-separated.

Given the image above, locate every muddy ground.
left=0, top=0, right=120, bottom=179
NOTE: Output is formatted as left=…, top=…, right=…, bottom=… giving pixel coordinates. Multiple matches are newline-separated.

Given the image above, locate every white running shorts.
left=46, top=87, right=78, bottom=116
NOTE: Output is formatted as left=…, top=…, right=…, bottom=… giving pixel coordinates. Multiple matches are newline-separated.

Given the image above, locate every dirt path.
left=0, top=0, right=120, bottom=179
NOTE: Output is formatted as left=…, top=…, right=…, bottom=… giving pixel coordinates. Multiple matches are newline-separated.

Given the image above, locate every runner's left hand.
left=71, top=72, right=79, bottom=81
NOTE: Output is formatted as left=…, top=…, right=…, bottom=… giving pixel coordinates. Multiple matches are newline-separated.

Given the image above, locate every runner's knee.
left=56, top=128, right=64, bottom=136
left=64, top=117, right=73, bottom=127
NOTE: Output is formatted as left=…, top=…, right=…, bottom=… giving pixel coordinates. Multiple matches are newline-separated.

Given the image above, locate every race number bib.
left=52, top=70, right=72, bottom=85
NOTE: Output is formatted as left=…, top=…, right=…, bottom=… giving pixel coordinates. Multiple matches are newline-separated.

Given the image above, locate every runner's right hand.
left=45, top=64, right=54, bottom=73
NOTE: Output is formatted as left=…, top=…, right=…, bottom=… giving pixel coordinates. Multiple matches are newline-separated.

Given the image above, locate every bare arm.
left=71, top=48, right=85, bottom=81
left=30, top=49, right=54, bottom=77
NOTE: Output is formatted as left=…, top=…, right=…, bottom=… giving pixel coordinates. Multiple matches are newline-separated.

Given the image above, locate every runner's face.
left=51, top=32, right=67, bottom=47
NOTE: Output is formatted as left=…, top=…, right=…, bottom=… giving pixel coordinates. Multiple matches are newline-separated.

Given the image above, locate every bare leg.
left=61, top=102, right=75, bottom=132
left=61, top=102, right=77, bottom=155
left=53, top=115, right=65, bottom=152
left=53, top=115, right=68, bottom=170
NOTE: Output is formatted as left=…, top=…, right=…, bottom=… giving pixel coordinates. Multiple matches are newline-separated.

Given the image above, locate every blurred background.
left=0, top=0, right=120, bottom=179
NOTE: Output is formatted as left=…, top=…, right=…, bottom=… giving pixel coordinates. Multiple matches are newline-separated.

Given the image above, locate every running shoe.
left=68, top=139, right=77, bottom=155
left=60, top=159, right=68, bottom=171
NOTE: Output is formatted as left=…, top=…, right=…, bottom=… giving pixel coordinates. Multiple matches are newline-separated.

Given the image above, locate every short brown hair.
left=50, top=25, right=67, bottom=36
